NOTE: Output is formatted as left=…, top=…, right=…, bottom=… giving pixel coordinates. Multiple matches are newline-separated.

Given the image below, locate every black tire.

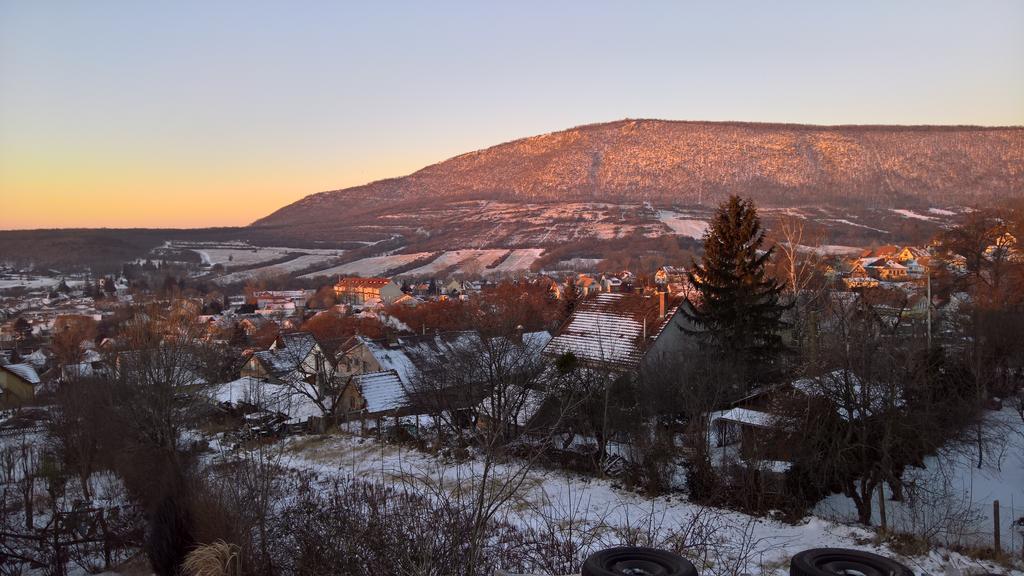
left=790, top=548, right=913, bottom=576
left=582, top=546, right=697, bottom=576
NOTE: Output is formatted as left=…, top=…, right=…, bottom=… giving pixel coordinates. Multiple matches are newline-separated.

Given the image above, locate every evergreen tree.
left=562, top=276, right=579, bottom=320
left=683, top=195, right=788, bottom=386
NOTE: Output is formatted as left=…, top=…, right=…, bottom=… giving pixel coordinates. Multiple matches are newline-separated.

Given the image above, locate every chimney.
left=659, top=290, right=666, bottom=319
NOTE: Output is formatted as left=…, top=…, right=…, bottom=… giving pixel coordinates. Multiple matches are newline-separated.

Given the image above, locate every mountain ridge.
left=253, top=118, right=1024, bottom=233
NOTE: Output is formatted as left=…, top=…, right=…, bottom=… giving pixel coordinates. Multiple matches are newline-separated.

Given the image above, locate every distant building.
left=333, top=278, right=404, bottom=305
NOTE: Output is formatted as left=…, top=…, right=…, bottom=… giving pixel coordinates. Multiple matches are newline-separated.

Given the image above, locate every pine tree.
left=683, top=196, right=788, bottom=386
left=562, top=277, right=579, bottom=320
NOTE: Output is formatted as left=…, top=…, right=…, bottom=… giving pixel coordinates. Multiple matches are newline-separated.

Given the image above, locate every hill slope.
left=255, top=120, right=1024, bottom=234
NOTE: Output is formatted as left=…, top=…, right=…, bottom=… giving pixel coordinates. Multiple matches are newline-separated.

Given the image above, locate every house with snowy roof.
left=336, top=331, right=479, bottom=385
left=241, top=332, right=334, bottom=386
left=336, top=330, right=552, bottom=419
left=0, top=362, right=41, bottom=408
left=710, top=369, right=902, bottom=467
left=542, top=291, right=687, bottom=375
left=337, top=369, right=409, bottom=418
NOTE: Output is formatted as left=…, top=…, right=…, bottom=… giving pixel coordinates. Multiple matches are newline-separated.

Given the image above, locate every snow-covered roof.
left=353, top=370, right=406, bottom=414
left=712, top=407, right=779, bottom=429
left=792, top=369, right=903, bottom=421
left=357, top=331, right=478, bottom=386
left=254, top=332, right=320, bottom=378
left=543, top=293, right=678, bottom=370
left=2, top=363, right=40, bottom=385
left=521, top=330, right=552, bottom=351
left=25, top=349, right=49, bottom=368
left=213, top=376, right=324, bottom=422
left=478, top=385, right=548, bottom=427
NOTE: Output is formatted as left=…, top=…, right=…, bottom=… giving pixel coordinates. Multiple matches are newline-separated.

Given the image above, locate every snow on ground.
left=192, top=247, right=296, bottom=269
left=486, top=248, right=546, bottom=275
left=825, top=219, right=890, bottom=234
left=892, top=209, right=938, bottom=222
left=400, top=249, right=509, bottom=277
left=550, top=258, right=603, bottom=271
left=0, top=276, right=86, bottom=291
left=796, top=245, right=862, bottom=256
left=299, top=252, right=435, bottom=278
left=213, top=254, right=344, bottom=284
left=236, top=432, right=1022, bottom=576
left=815, top=408, right=1024, bottom=555
left=929, top=208, right=958, bottom=217
left=657, top=211, right=709, bottom=239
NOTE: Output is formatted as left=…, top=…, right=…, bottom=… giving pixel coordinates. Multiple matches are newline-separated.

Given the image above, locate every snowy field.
left=824, top=219, right=890, bottom=234
left=192, top=247, right=297, bottom=269
left=796, top=244, right=863, bottom=256
left=891, top=209, right=939, bottom=222
left=298, top=252, right=435, bottom=278
left=658, top=210, right=709, bottom=239
left=0, top=276, right=86, bottom=291
left=162, top=242, right=344, bottom=270
left=400, top=249, right=510, bottom=277
left=487, top=248, right=546, bottom=275
left=217, top=431, right=1023, bottom=576
left=213, top=254, right=345, bottom=284
left=815, top=408, right=1024, bottom=555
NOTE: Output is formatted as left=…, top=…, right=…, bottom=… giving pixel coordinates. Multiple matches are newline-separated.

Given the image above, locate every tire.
left=790, top=548, right=913, bottom=576
left=581, top=546, right=697, bottom=576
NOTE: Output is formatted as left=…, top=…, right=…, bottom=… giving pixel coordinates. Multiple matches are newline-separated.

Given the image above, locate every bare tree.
left=775, top=214, right=824, bottom=295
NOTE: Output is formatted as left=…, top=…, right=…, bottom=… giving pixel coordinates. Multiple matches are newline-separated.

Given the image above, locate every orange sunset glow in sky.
left=2, top=1, right=1022, bottom=230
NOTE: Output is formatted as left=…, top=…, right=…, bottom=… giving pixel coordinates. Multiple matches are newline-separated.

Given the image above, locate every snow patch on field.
left=192, top=247, right=295, bottom=269
left=892, top=209, right=937, bottom=222
left=487, top=248, right=545, bottom=275
left=825, top=219, right=889, bottom=234
left=213, top=254, right=344, bottom=284
left=928, top=208, right=958, bottom=217
left=0, top=276, right=86, bottom=291
left=797, top=245, right=862, bottom=256
left=401, top=250, right=509, bottom=277
left=299, top=253, right=435, bottom=278
left=657, top=211, right=709, bottom=239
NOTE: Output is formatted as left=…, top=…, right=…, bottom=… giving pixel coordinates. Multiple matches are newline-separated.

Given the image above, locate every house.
left=574, top=275, right=603, bottom=297
left=474, top=384, right=551, bottom=436
left=333, top=277, right=404, bottom=306
left=654, top=266, right=686, bottom=287
left=241, top=332, right=334, bottom=385
left=0, top=363, right=41, bottom=408
left=542, top=291, right=686, bottom=375
left=337, top=330, right=551, bottom=419
left=212, top=375, right=326, bottom=424
left=711, top=369, right=900, bottom=469
left=711, top=407, right=792, bottom=463
left=338, top=369, right=409, bottom=418
left=253, top=290, right=312, bottom=310
left=336, top=331, right=479, bottom=384
left=60, top=360, right=109, bottom=382
left=600, top=275, right=623, bottom=293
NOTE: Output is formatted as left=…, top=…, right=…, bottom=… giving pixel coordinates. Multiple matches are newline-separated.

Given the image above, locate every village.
left=2, top=201, right=1023, bottom=575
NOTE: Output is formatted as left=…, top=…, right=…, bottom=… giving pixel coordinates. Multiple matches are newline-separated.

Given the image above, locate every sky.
left=1, top=1, right=1022, bottom=230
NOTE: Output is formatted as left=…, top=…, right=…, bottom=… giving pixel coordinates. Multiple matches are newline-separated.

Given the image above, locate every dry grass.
left=183, top=540, right=241, bottom=576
